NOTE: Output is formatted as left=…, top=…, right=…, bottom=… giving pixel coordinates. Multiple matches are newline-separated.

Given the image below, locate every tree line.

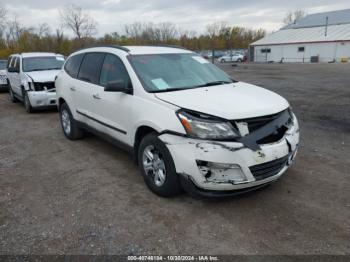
left=0, top=4, right=269, bottom=58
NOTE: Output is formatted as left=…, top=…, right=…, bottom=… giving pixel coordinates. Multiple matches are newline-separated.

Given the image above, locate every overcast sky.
left=3, top=0, right=350, bottom=36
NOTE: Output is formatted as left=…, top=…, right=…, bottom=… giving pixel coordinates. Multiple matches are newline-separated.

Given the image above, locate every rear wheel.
left=237, top=58, right=242, bottom=63
left=138, top=132, right=182, bottom=197
left=59, top=103, right=84, bottom=140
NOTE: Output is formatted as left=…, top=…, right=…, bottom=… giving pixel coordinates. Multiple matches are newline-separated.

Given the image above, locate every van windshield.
left=22, top=56, right=65, bottom=72
left=128, top=53, right=233, bottom=93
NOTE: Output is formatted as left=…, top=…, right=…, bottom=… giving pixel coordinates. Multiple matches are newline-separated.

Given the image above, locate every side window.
left=64, top=53, right=84, bottom=78
left=7, top=57, right=13, bottom=69
left=14, top=57, right=20, bottom=71
left=78, top=53, right=105, bottom=85
left=99, top=54, right=131, bottom=87
left=9, top=57, right=16, bottom=69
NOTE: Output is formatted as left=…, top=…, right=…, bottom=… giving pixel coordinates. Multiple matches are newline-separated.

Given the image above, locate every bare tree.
left=157, top=22, right=177, bottom=43
left=60, top=4, right=97, bottom=39
left=206, top=22, right=227, bottom=63
left=0, top=6, right=7, bottom=39
left=125, top=22, right=143, bottom=43
left=6, top=16, right=24, bottom=46
left=37, top=23, right=51, bottom=38
left=283, top=10, right=307, bottom=25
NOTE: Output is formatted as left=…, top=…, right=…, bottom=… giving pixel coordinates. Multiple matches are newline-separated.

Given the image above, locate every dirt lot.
left=0, top=63, right=349, bottom=255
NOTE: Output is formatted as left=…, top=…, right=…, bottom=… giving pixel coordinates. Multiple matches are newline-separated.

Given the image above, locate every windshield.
left=128, top=53, right=233, bottom=93
left=22, top=56, right=65, bottom=72
left=0, top=60, right=6, bottom=70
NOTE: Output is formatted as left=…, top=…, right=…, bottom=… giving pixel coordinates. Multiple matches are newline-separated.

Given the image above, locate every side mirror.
left=104, top=80, right=132, bottom=94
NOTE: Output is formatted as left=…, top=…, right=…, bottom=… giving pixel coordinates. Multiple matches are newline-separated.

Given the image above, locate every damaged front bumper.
left=27, top=90, right=57, bottom=108
left=159, top=115, right=299, bottom=196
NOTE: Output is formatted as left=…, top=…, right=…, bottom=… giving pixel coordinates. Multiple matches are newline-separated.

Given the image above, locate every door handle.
left=70, top=87, right=76, bottom=91
left=92, top=94, right=101, bottom=100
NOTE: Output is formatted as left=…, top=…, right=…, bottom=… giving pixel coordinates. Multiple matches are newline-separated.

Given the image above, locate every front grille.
left=237, top=110, right=289, bottom=132
left=0, top=75, right=7, bottom=81
left=33, top=82, right=55, bottom=91
left=233, top=109, right=292, bottom=145
left=249, top=155, right=289, bottom=181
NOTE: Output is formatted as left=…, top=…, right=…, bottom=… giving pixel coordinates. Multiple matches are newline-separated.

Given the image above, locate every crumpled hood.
left=25, top=70, right=61, bottom=82
left=155, top=82, right=290, bottom=120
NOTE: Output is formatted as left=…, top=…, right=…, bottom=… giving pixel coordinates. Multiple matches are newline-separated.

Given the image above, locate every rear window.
left=78, top=53, right=106, bottom=84
left=64, top=53, right=84, bottom=78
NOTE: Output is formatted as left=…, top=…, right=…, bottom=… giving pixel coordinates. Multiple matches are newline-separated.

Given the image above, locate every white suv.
left=56, top=46, right=299, bottom=198
left=0, top=59, right=8, bottom=91
left=7, top=52, right=65, bottom=112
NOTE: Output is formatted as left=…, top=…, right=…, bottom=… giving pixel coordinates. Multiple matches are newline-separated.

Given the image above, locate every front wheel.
left=237, top=58, right=242, bottom=63
left=59, top=103, right=84, bottom=140
left=138, top=133, right=182, bottom=197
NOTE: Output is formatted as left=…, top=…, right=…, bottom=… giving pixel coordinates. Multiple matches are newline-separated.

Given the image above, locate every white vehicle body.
left=218, top=53, right=244, bottom=63
left=7, top=52, right=65, bottom=112
left=56, top=46, right=299, bottom=197
left=0, top=60, right=8, bottom=91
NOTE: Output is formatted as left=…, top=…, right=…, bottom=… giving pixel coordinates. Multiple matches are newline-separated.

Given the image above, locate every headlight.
left=27, top=82, right=34, bottom=91
left=177, top=110, right=239, bottom=140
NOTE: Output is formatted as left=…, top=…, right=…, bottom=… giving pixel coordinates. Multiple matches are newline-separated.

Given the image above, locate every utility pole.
left=325, top=16, right=329, bottom=37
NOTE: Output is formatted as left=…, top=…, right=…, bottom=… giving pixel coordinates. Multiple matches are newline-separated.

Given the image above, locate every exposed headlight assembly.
left=177, top=110, right=239, bottom=140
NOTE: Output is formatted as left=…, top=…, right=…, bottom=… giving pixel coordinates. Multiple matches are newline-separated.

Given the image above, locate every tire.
left=8, top=83, right=19, bottom=103
left=23, top=90, right=34, bottom=113
left=59, top=102, right=84, bottom=140
left=237, top=59, right=242, bottom=63
left=138, top=132, right=182, bottom=197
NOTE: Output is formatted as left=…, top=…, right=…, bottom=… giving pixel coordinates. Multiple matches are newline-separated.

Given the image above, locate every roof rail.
left=79, top=45, right=130, bottom=52
left=153, top=44, right=190, bottom=51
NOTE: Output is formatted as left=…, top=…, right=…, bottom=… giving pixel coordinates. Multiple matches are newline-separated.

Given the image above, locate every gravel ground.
left=0, top=63, right=349, bottom=255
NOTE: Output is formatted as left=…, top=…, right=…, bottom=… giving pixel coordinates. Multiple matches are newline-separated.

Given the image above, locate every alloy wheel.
left=61, top=109, right=71, bottom=135
left=142, top=145, right=166, bottom=187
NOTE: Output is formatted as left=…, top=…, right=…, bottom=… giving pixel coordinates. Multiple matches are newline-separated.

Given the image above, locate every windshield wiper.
left=26, top=68, right=60, bottom=72
left=150, top=87, right=194, bottom=93
left=150, top=81, right=233, bottom=93
left=196, top=80, right=233, bottom=87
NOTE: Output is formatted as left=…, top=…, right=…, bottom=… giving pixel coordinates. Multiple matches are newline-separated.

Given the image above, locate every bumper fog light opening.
left=197, top=160, right=247, bottom=184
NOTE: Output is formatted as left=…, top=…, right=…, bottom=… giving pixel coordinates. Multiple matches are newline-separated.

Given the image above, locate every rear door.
left=75, top=52, right=106, bottom=125
left=63, top=53, right=84, bottom=118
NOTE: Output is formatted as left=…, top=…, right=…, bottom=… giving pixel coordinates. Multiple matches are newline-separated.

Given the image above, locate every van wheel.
left=138, top=132, right=182, bottom=197
left=237, top=58, right=242, bottom=63
left=23, top=91, right=33, bottom=113
left=59, top=103, right=84, bottom=140
left=8, top=83, right=18, bottom=103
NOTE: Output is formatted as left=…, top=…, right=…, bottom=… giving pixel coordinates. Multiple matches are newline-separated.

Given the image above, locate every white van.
left=55, top=46, right=299, bottom=198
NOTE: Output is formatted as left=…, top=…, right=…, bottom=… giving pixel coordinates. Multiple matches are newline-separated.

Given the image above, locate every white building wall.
left=253, top=41, right=350, bottom=63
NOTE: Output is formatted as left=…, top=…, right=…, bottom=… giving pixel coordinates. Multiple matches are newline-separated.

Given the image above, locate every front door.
left=8, top=57, right=22, bottom=96
left=90, top=54, right=133, bottom=143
